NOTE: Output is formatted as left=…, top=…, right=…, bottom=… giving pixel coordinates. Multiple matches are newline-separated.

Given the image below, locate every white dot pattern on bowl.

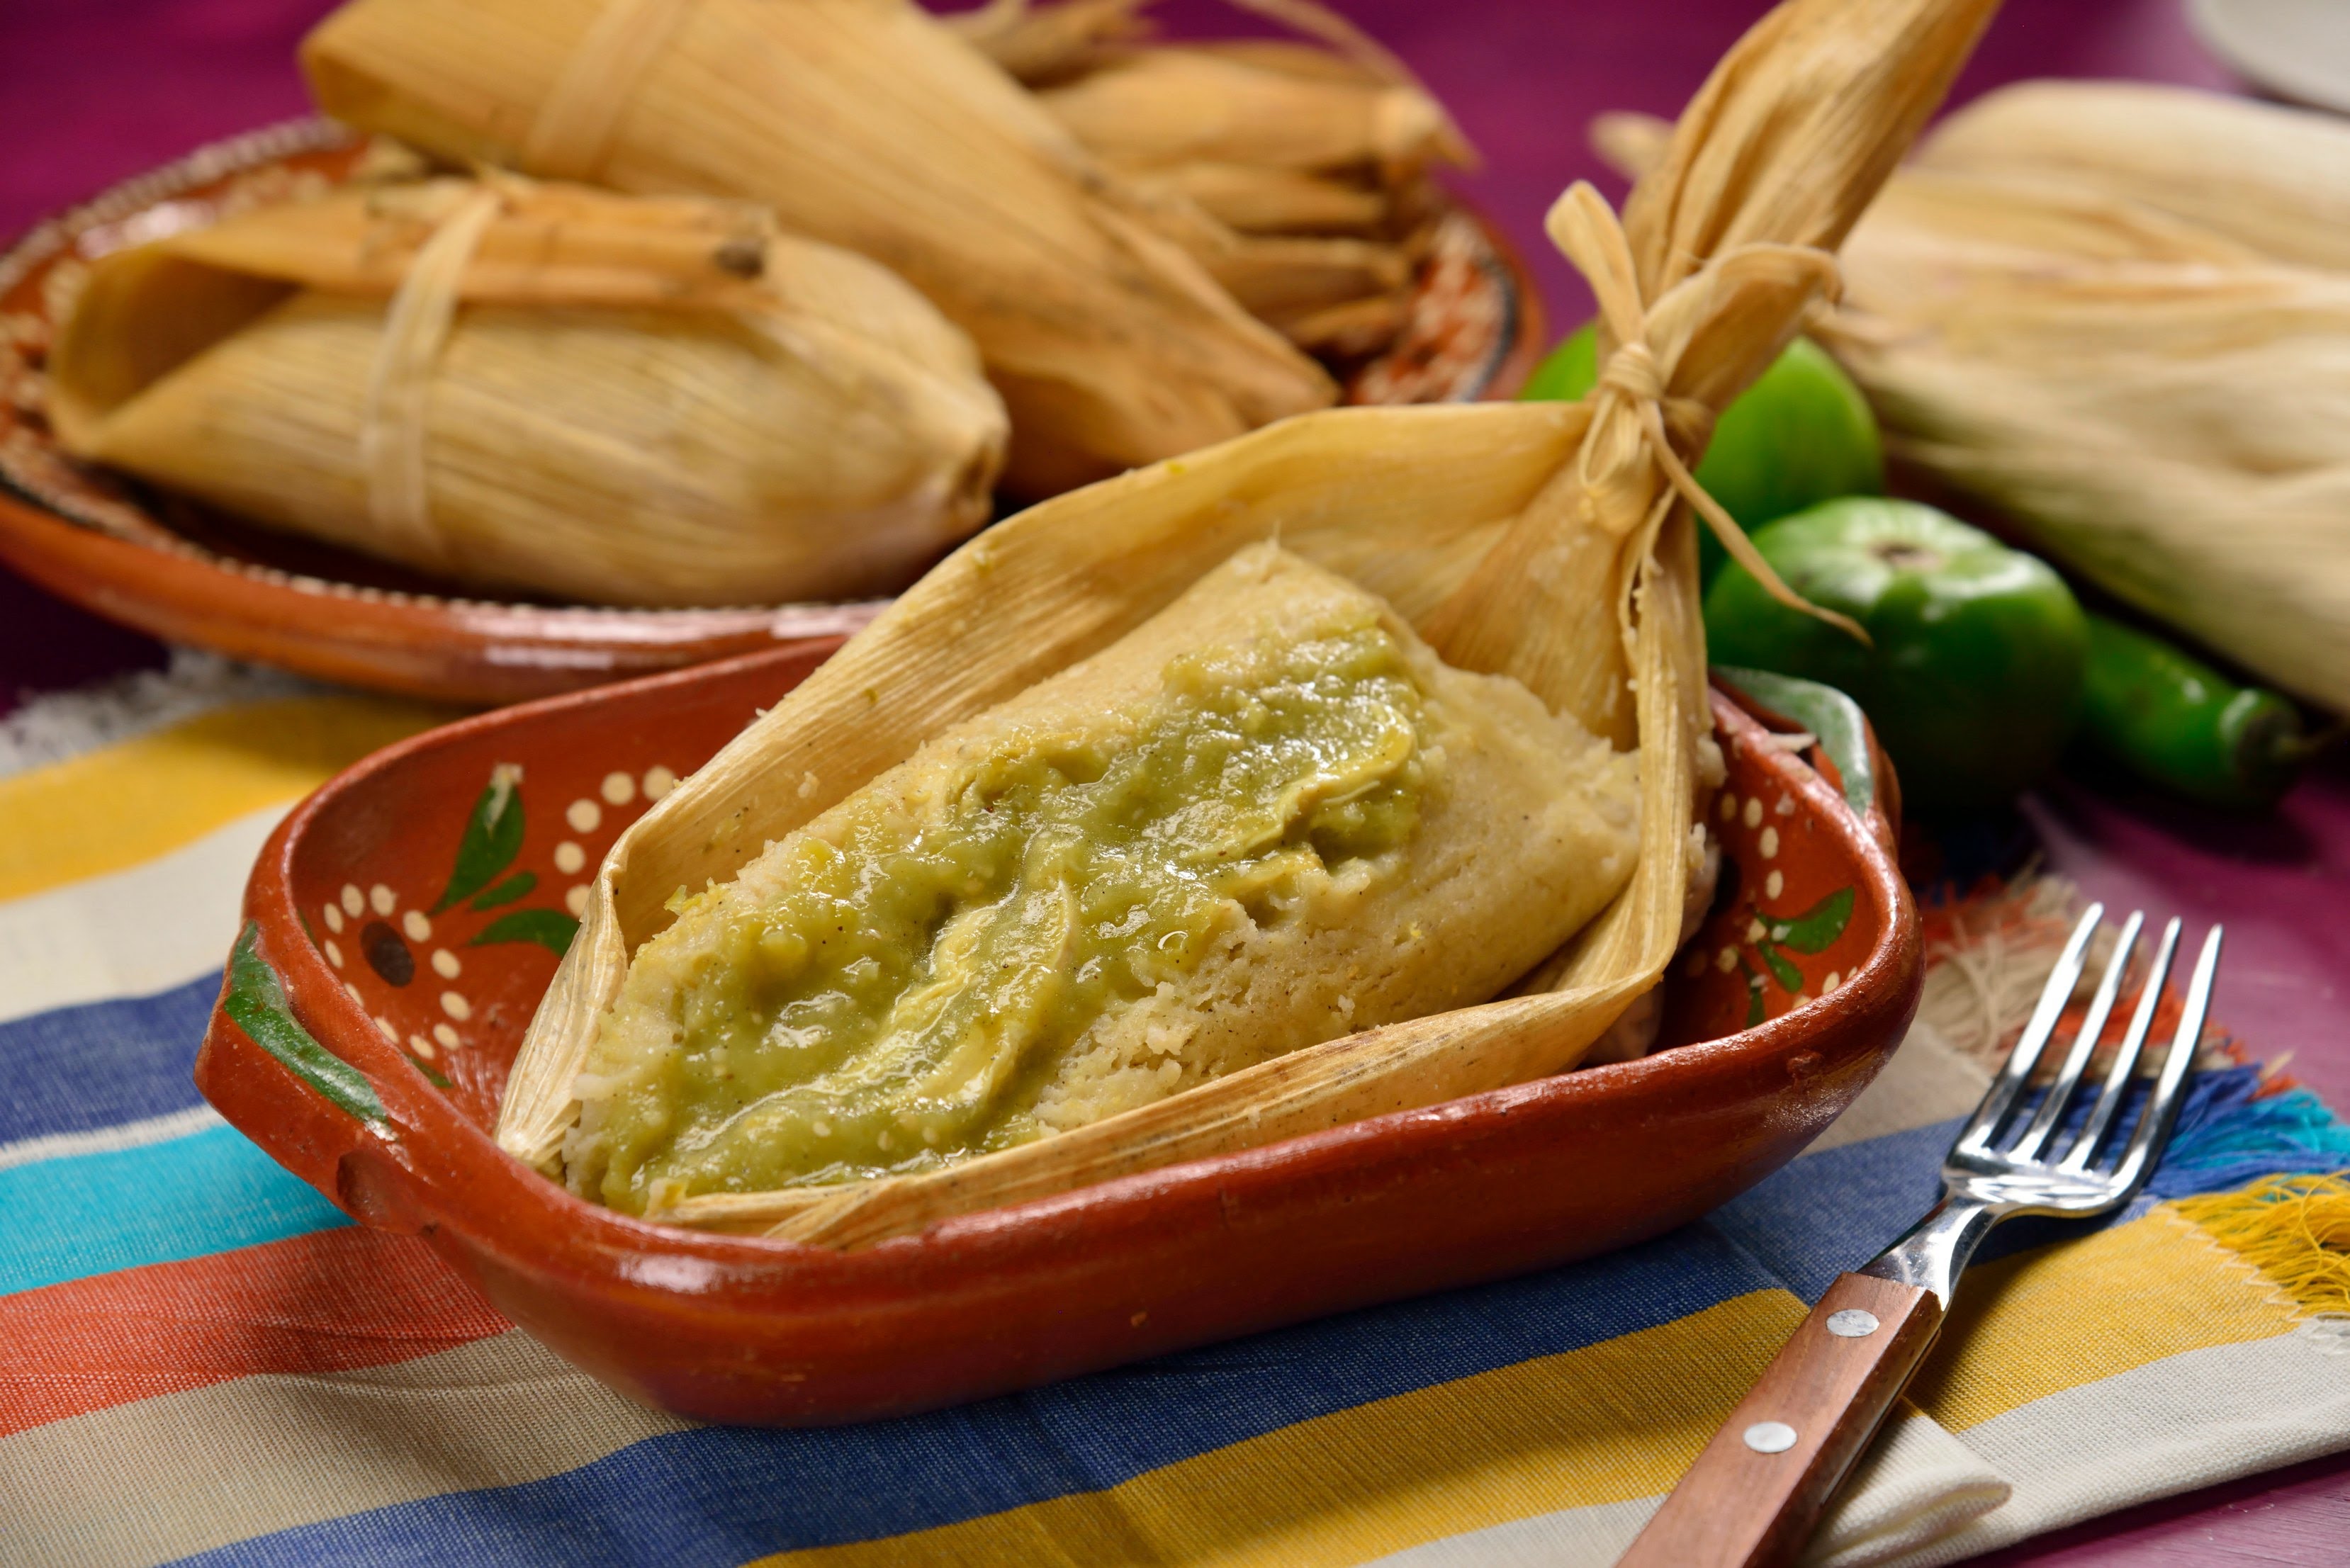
left=369, top=884, right=396, bottom=917
left=566, top=799, right=602, bottom=834
left=566, top=884, right=590, bottom=917
left=373, top=1016, right=395, bottom=1042
left=1760, top=826, right=1780, bottom=859
left=643, top=766, right=678, bottom=801
left=553, top=841, right=586, bottom=875
left=323, top=940, right=343, bottom=969
left=1765, top=869, right=1784, bottom=900
left=441, top=991, right=471, bottom=1022
left=432, top=1022, right=459, bottom=1050
left=601, top=771, right=636, bottom=806
left=1742, top=797, right=1763, bottom=830
left=322, top=904, right=344, bottom=935
left=409, top=1032, right=435, bottom=1060
left=340, top=884, right=364, bottom=918
left=403, top=910, right=432, bottom=942
left=431, top=949, right=461, bottom=980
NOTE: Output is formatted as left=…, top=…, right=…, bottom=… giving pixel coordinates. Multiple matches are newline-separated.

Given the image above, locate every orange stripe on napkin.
left=0, top=1227, right=506, bottom=1438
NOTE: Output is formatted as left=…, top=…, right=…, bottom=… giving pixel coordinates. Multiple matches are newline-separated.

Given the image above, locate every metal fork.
left=1618, top=906, right=2224, bottom=1568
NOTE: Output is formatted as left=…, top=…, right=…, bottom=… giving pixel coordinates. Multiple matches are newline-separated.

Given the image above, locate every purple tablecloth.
left=1, top=3, right=2344, bottom=1562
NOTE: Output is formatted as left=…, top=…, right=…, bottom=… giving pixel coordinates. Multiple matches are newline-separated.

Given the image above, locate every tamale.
left=570, top=544, right=1638, bottom=1213
left=499, top=0, right=2000, bottom=1248
left=299, top=0, right=1335, bottom=495
left=47, top=176, right=1008, bottom=608
left=1820, top=81, right=2350, bottom=714
left=1002, top=6, right=1470, bottom=357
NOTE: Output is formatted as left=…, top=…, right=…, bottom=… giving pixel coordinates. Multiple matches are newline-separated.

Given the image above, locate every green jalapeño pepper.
left=2080, top=613, right=2310, bottom=811
left=1705, top=498, right=2088, bottom=813
left=1522, top=322, right=1884, bottom=584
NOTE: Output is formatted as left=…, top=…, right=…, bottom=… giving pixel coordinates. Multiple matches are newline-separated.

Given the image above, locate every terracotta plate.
left=0, top=121, right=1545, bottom=706
left=197, top=655, right=1922, bottom=1426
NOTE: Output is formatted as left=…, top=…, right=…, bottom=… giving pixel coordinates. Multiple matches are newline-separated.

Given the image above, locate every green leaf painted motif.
left=224, top=923, right=384, bottom=1123
left=1774, top=886, right=1855, bottom=954
left=432, top=765, right=525, bottom=915
left=1756, top=939, right=1804, bottom=995
left=471, top=908, right=579, bottom=957
left=408, top=1056, right=452, bottom=1089
left=1712, top=666, right=1874, bottom=818
left=1740, top=958, right=1767, bottom=1029
left=469, top=871, right=537, bottom=912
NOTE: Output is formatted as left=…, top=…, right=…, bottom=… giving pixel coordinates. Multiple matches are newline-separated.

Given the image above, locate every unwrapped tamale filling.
left=568, top=546, right=1639, bottom=1213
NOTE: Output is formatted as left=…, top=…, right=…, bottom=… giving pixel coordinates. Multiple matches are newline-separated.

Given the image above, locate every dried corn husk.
left=957, top=0, right=1466, bottom=358
left=47, top=175, right=1007, bottom=607
left=300, top=0, right=1334, bottom=497
left=1820, top=81, right=2350, bottom=714
left=1913, top=81, right=2350, bottom=273
left=497, top=0, right=1997, bottom=1247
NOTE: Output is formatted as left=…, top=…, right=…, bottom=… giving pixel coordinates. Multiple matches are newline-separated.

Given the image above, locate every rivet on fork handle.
left=1615, top=1273, right=1943, bottom=1568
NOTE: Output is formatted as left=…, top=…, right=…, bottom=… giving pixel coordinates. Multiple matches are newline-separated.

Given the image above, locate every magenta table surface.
left=2, top=2, right=2345, bottom=1562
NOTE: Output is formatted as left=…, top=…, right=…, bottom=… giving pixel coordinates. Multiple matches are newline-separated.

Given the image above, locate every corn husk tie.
left=357, top=183, right=503, bottom=573
left=495, top=0, right=1999, bottom=1248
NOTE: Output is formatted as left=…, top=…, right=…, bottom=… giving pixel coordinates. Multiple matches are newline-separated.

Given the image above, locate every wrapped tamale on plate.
left=46, top=174, right=1008, bottom=608
left=496, top=0, right=1997, bottom=1251
left=570, top=543, right=1638, bottom=1213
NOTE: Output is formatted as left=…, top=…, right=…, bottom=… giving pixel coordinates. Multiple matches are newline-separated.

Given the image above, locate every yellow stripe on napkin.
left=759, top=1290, right=1807, bottom=1568
left=0, top=696, right=451, bottom=903
left=1911, top=1202, right=2307, bottom=1431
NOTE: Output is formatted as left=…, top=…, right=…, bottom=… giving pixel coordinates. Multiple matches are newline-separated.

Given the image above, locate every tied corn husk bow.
left=497, top=0, right=2000, bottom=1248
left=49, top=171, right=1008, bottom=606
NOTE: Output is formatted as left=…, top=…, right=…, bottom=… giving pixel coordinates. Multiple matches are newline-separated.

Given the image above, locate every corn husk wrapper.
left=496, top=0, right=1998, bottom=1248
left=300, top=0, right=1335, bottom=496
left=1814, top=82, right=2350, bottom=714
left=47, top=176, right=1008, bottom=607
left=964, top=0, right=1468, bottom=359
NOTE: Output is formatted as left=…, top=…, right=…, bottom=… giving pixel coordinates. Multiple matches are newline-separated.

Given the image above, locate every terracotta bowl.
left=196, top=654, right=1921, bottom=1426
left=0, top=122, right=1543, bottom=706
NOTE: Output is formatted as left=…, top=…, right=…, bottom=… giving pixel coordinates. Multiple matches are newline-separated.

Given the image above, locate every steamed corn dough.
left=570, top=546, right=1638, bottom=1211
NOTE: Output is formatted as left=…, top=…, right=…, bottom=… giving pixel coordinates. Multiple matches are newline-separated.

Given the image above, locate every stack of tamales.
left=300, top=0, right=1341, bottom=495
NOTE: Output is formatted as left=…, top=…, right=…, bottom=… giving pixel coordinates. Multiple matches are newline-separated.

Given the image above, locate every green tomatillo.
left=1704, top=498, right=2088, bottom=813
left=1521, top=321, right=1884, bottom=583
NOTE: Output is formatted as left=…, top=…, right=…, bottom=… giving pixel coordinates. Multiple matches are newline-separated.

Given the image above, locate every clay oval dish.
left=0, top=121, right=1543, bottom=706
left=197, top=653, right=1921, bottom=1426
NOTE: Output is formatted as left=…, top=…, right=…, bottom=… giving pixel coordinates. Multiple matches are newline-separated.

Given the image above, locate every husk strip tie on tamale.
left=497, top=0, right=2002, bottom=1248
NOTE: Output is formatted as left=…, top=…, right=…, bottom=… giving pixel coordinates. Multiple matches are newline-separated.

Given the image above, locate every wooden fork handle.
left=1615, top=1273, right=1944, bottom=1568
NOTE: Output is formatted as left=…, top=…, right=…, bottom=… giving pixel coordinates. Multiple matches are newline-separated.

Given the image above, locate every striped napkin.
left=4, top=653, right=2348, bottom=1567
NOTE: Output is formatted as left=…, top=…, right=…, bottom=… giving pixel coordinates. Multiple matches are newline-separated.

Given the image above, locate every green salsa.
left=581, top=609, right=1431, bottom=1212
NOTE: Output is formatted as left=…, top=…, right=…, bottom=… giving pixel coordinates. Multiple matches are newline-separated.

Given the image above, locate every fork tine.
left=2011, top=910, right=2144, bottom=1162
left=1955, top=903, right=2103, bottom=1159
left=2103, top=925, right=2223, bottom=1196
left=2055, top=917, right=2181, bottom=1173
